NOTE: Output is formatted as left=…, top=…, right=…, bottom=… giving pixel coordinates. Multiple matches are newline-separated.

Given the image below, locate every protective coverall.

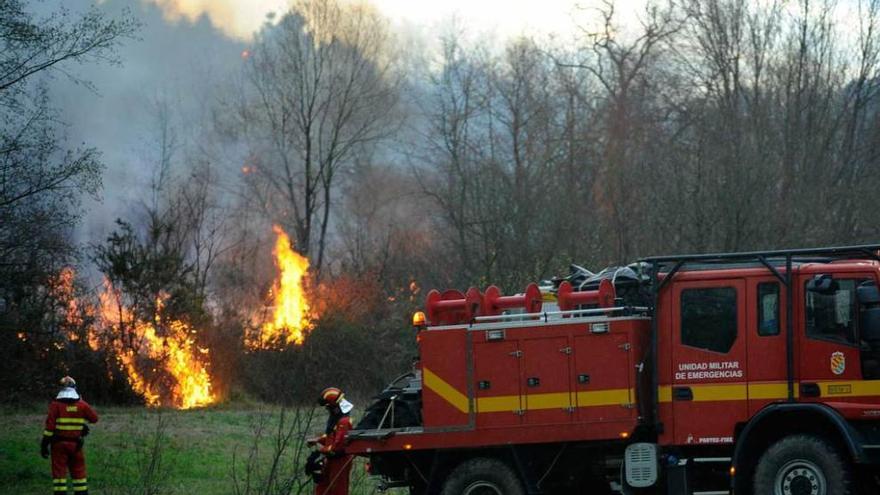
left=42, top=390, right=99, bottom=494
left=315, top=413, right=353, bottom=495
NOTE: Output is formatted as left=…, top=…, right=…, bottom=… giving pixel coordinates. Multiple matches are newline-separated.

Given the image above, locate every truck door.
left=799, top=274, right=870, bottom=403
left=521, top=336, right=572, bottom=425
left=746, top=278, right=788, bottom=415
left=572, top=333, right=634, bottom=423
left=474, top=340, right=522, bottom=426
left=671, top=279, right=747, bottom=446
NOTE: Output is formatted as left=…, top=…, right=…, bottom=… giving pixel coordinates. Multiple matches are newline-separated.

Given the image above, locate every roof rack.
left=641, top=244, right=880, bottom=265
left=667, top=258, right=833, bottom=272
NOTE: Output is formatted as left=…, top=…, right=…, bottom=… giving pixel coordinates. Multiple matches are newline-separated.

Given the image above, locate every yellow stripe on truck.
left=690, top=383, right=748, bottom=402
left=747, top=382, right=793, bottom=400
left=476, top=389, right=634, bottom=412
left=477, top=395, right=520, bottom=413
left=422, top=368, right=470, bottom=413
left=425, top=368, right=880, bottom=413
left=526, top=392, right=570, bottom=410
left=818, top=379, right=880, bottom=398
left=423, top=367, right=635, bottom=413
left=577, top=388, right=633, bottom=407
left=657, top=380, right=880, bottom=403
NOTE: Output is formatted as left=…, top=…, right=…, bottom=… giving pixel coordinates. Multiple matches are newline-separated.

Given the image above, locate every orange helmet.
left=318, top=387, right=344, bottom=407
left=60, top=376, right=77, bottom=388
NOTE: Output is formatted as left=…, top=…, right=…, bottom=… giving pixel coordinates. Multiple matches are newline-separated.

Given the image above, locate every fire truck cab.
left=347, top=246, right=880, bottom=495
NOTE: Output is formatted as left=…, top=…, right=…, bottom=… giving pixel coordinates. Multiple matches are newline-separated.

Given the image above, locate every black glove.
left=76, top=424, right=90, bottom=451
left=304, top=450, right=324, bottom=483
left=40, top=437, right=50, bottom=459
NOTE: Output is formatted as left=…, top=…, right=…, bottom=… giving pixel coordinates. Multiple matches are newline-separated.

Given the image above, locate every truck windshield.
left=805, top=279, right=861, bottom=346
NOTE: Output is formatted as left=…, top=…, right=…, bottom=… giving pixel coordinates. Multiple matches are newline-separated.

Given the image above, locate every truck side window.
left=681, top=287, right=737, bottom=353
left=805, top=279, right=859, bottom=346
left=758, top=283, right=780, bottom=336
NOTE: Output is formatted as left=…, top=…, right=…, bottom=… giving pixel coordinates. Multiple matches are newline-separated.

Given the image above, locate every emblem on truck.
left=831, top=351, right=846, bottom=375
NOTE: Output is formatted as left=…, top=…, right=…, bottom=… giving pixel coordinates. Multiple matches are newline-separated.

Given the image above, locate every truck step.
left=692, top=457, right=731, bottom=463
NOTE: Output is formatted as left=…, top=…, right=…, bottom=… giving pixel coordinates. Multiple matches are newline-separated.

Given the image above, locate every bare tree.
left=834, top=0, right=880, bottom=238
left=0, top=0, right=137, bottom=397
left=227, top=0, right=401, bottom=277
left=413, top=34, right=491, bottom=286
left=0, top=0, right=138, bottom=224
left=571, top=0, right=682, bottom=260
left=415, top=33, right=587, bottom=288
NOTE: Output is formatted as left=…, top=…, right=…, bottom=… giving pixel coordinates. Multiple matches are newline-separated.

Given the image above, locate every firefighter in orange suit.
left=313, top=387, right=354, bottom=495
left=40, top=376, right=99, bottom=494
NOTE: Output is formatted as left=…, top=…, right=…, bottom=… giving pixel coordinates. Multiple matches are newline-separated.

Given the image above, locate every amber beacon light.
left=412, top=311, right=427, bottom=329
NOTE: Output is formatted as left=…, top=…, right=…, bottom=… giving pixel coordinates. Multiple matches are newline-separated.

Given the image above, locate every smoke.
left=40, top=0, right=247, bottom=250
left=144, top=0, right=290, bottom=40
left=135, top=0, right=642, bottom=45
left=38, top=0, right=647, bottom=252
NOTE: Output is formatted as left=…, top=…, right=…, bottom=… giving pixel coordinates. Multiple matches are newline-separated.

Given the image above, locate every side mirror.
left=862, top=309, right=880, bottom=343
left=858, top=283, right=880, bottom=305
left=807, top=274, right=838, bottom=295
left=859, top=282, right=880, bottom=343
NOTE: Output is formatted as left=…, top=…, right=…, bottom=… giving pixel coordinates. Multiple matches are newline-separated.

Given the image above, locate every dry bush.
left=99, top=411, right=171, bottom=495
left=230, top=407, right=383, bottom=495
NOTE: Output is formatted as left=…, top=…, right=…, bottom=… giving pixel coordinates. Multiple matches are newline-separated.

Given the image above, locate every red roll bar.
left=556, top=279, right=616, bottom=311
left=481, top=283, right=543, bottom=317
left=425, top=287, right=483, bottom=325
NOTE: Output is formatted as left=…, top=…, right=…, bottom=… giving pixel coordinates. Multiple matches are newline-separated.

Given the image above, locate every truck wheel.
left=753, top=435, right=852, bottom=495
left=440, top=458, right=525, bottom=495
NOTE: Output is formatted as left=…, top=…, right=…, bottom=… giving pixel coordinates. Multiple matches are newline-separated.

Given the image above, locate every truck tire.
left=753, top=435, right=853, bottom=495
left=440, top=458, right=525, bottom=495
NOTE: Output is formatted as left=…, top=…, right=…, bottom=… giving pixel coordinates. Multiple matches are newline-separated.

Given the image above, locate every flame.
left=91, top=280, right=215, bottom=409
left=48, top=267, right=87, bottom=341
left=247, top=225, right=313, bottom=349
left=23, top=266, right=217, bottom=409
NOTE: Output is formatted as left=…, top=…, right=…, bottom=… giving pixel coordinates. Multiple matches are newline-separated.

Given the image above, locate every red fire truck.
left=347, top=245, right=880, bottom=494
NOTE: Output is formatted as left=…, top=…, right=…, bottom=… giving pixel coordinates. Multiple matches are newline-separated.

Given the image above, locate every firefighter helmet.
left=57, top=375, right=80, bottom=400
left=318, top=387, right=354, bottom=414
left=318, top=387, right=343, bottom=407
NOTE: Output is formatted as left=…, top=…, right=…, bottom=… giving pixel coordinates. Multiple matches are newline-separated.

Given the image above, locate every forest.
left=4, top=0, right=880, bottom=410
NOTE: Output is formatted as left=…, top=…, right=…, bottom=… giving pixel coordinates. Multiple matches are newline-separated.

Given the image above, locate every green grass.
left=0, top=403, right=398, bottom=494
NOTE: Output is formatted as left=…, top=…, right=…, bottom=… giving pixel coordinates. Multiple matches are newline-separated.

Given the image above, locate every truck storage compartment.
left=417, top=317, right=648, bottom=434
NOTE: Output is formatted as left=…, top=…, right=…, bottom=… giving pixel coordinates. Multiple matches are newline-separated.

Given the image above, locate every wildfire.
left=247, top=225, right=313, bottom=349
left=48, top=267, right=88, bottom=342
left=91, top=280, right=216, bottom=409
left=34, top=267, right=216, bottom=408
